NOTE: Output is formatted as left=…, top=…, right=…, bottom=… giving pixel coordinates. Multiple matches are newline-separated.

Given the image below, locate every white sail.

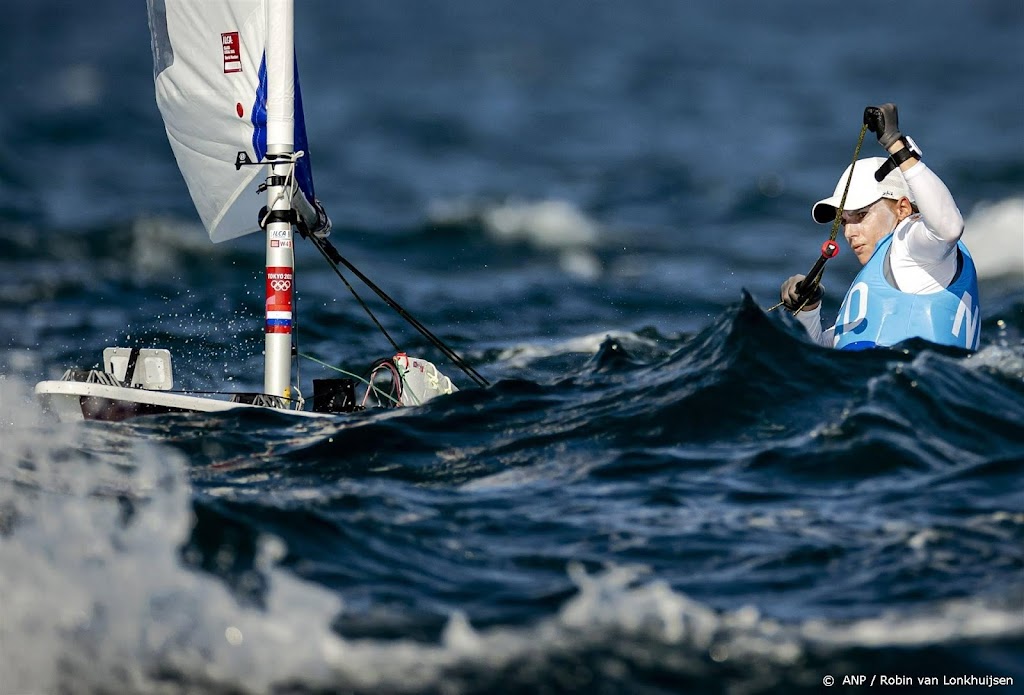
left=147, top=0, right=321, bottom=243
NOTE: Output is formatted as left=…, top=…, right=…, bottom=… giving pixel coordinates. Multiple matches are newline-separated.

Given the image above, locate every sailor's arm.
left=866, top=103, right=965, bottom=245
left=887, top=144, right=965, bottom=244
left=792, top=305, right=833, bottom=348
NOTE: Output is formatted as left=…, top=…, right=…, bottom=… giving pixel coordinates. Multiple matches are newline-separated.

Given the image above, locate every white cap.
left=811, top=156, right=914, bottom=224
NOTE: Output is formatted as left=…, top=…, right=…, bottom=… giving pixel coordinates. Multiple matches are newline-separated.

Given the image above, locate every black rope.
left=825, top=124, right=870, bottom=246
left=123, top=347, right=141, bottom=385
left=305, top=237, right=401, bottom=353
left=300, top=231, right=490, bottom=388
left=768, top=124, right=869, bottom=313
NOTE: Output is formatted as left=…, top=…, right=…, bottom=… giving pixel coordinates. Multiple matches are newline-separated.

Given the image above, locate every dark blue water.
left=2, top=1, right=1022, bottom=693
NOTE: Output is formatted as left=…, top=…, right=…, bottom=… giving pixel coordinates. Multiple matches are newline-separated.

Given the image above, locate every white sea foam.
left=481, top=199, right=600, bottom=249
left=801, top=598, right=1024, bottom=648
left=0, top=409, right=344, bottom=694
left=57, top=63, right=104, bottom=108
left=429, top=197, right=605, bottom=279
left=964, top=344, right=1024, bottom=381
left=494, top=329, right=661, bottom=368
left=965, top=196, right=1024, bottom=281
left=0, top=374, right=47, bottom=429
left=430, top=197, right=602, bottom=250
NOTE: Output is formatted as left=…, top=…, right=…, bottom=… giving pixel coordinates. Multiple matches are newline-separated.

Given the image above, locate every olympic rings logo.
left=270, top=279, right=291, bottom=292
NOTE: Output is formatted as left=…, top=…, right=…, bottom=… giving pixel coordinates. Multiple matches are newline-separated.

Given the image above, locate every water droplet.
left=225, top=626, right=243, bottom=645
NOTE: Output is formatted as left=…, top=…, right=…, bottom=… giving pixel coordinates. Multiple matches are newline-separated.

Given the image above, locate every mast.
left=263, top=0, right=296, bottom=402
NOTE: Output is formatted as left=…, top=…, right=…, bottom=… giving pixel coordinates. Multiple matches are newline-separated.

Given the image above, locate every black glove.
left=863, top=103, right=902, bottom=149
left=781, top=274, right=824, bottom=312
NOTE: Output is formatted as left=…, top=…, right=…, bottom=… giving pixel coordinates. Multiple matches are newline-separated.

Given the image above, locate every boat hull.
left=34, top=380, right=325, bottom=422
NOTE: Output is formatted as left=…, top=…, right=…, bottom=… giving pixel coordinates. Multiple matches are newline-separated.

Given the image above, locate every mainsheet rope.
left=768, top=123, right=869, bottom=313
left=297, top=227, right=491, bottom=388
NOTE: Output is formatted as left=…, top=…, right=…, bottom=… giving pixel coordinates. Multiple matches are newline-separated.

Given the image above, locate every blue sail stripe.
left=251, top=53, right=268, bottom=162
left=250, top=52, right=316, bottom=206
left=293, top=61, right=316, bottom=201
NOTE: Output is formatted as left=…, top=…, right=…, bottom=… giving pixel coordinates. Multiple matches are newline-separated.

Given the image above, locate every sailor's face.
left=842, top=199, right=897, bottom=265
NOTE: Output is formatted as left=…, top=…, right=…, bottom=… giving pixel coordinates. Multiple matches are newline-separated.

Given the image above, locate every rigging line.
left=259, top=151, right=303, bottom=229
left=306, top=235, right=402, bottom=353
left=299, top=352, right=401, bottom=406
left=826, top=124, right=870, bottom=244
left=767, top=124, right=869, bottom=313
left=304, top=233, right=490, bottom=388
left=359, top=360, right=406, bottom=409
left=322, top=236, right=488, bottom=387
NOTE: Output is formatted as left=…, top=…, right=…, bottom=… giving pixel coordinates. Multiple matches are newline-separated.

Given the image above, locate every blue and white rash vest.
left=831, top=232, right=980, bottom=351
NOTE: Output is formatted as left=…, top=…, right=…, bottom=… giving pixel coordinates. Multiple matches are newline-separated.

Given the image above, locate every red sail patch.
left=222, top=32, right=242, bottom=73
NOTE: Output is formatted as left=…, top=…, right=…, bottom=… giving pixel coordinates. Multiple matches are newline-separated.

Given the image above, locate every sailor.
left=780, top=104, right=980, bottom=351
